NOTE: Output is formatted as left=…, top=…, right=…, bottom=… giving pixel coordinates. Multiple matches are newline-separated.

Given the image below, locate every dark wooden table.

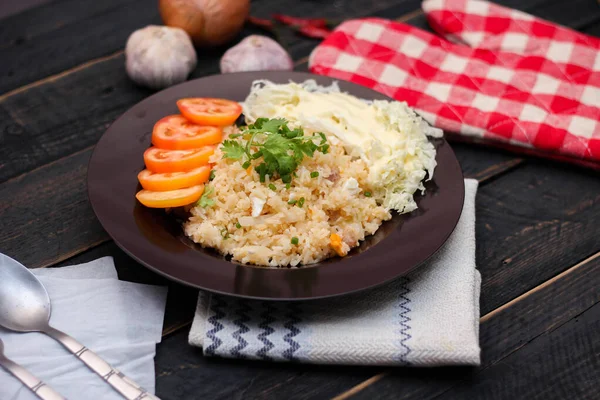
left=1, top=0, right=599, bottom=399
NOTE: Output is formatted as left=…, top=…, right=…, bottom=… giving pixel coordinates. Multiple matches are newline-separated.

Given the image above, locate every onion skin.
left=220, top=35, right=293, bottom=73
left=159, top=0, right=250, bottom=47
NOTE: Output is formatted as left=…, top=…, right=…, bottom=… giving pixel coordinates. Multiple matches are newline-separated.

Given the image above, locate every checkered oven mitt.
left=308, top=0, right=600, bottom=169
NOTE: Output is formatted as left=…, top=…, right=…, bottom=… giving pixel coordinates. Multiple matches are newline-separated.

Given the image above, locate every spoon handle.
left=0, top=354, right=66, bottom=400
left=45, top=327, right=160, bottom=400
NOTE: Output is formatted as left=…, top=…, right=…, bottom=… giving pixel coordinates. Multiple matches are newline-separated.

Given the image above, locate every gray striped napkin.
left=189, top=179, right=480, bottom=366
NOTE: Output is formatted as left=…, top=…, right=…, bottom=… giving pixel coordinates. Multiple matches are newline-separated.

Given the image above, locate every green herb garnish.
left=288, top=199, right=297, bottom=205
left=291, top=237, right=299, bottom=245
left=364, top=191, right=372, bottom=197
left=209, top=170, right=215, bottom=181
left=268, top=183, right=277, bottom=191
left=310, top=171, right=319, bottom=178
left=235, top=222, right=241, bottom=229
left=297, top=197, right=305, bottom=208
left=220, top=227, right=230, bottom=240
left=197, top=186, right=215, bottom=208
left=285, top=183, right=291, bottom=189
left=221, top=118, right=328, bottom=184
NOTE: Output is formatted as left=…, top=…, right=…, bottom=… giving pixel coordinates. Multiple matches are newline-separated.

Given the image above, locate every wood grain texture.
left=0, top=0, right=53, bottom=20
left=153, top=248, right=600, bottom=400
left=0, top=0, right=160, bottom=93
left=475, top=161, right=600, bottom=314
left=0, top=56, right=150, bottom=183
left=0, top=0, right=409, bottom=94
left=0, top=148, right=108, bottom=268
left=0, top=0, right=137, bottom=49
left=0, top=0, right=598, bottom=398
left=337, top=252, right=600, bottom=400
left=3, top=0, right=596, bottom=183
left=13, top=152, right=596, bottom=398
left=436, top=305, right=600, bottom=400
left=154, top=328, right=376, bottom=400
left=0, top=0, right=461, bottom=185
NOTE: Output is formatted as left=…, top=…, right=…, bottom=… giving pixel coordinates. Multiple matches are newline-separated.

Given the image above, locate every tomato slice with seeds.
left=143, top=146, right=214, bottom=173
left=177, top=98, right=242, bottom=126
left=152, top=115, right=222, bottom=150
left=136, top=185, right=205, bottom=208
left=137, top=166, right=211, bottom=191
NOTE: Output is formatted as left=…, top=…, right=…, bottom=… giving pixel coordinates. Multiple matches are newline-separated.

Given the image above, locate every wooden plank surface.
left=0, top=0, right=599, bottom=398
left=3, top=0, right=598, bottom=183
left=152, top=251, right=600, bottom=400
left=0, top=0, right=414, bottom=183
left=348, top=253, right=600, bottom=400
left=25, top=154, right=598, bottom=399
left=0, top=0, right=157, bottom=93
left=0, top=0, right=52, bottom=20
left=0, top=0, right=410, bottom=94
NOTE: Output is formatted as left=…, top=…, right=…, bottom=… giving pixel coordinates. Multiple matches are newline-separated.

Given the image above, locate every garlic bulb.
left=125, top=25, right=197, bottom=90
left=220, top=35, right=293, bottom=73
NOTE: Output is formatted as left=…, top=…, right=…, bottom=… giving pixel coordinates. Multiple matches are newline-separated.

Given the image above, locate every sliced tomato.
left=177, top=98, right=242, bottom=126
left=152, top=115, right=223, bottom=150
left=136, top=185, right=205, bottom=208
left=138, top=166, right=211, bottom=191
left=143, top=146, right=214, bottom=173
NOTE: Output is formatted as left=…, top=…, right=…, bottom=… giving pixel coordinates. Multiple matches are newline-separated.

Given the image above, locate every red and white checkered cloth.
left=308, top=0, right=600, bottom=169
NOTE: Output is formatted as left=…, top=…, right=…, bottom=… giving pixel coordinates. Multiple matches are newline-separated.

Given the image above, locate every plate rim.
left=87, top=71, right=465, bottom=301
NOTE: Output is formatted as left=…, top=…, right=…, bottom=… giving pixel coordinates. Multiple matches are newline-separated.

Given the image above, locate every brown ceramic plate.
left=88, top=71, right=464, bottom=300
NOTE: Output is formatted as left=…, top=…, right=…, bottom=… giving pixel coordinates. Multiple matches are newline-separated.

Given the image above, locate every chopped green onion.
left=269, top=183, right=277, bottom=191
left=298, top=197, right=305, bottom=207
left=310, top=171, right=319, bottom=178
left=235, top=222, right=241, bottom=229
left=209, top=170, right=215, bottom=181
left=364, top=191, right=372, bottom=197
left=242, top=160, right=251, bottom=169
left=288, top=199, right=297, bottom=205
left=291, top=237, right=299, bottom=245
left=285, top=183, right=291, bottom=189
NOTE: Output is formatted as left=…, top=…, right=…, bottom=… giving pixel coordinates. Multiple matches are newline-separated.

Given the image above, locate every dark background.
left=0, top=0, right=598, bottom=399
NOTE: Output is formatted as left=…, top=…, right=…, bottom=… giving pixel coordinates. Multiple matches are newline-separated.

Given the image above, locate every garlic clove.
left=220, top=35, right=293, bottom=74
left=125, top=25, right=197, bottom=90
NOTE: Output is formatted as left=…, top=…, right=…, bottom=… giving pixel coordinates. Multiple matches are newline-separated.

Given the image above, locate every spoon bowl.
left=0, top=253, right=160, bottom=399
left=0, top=254, right=51, bottom=332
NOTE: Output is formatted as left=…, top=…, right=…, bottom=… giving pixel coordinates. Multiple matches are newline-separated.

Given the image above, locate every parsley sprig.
left=221, top=118, right=329, bottom=183
left=196, top=186, right=215, bottom=208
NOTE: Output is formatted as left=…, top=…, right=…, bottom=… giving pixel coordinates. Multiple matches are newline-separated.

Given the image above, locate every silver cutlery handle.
left=45, top=327, right=160, bottom=400
left=0, top=354, right=66, bottom=400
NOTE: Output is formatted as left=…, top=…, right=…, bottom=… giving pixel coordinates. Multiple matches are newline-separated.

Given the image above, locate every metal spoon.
left=0, top=254, right=160, bottom=400
left=0, top=338, right=66, bottom=400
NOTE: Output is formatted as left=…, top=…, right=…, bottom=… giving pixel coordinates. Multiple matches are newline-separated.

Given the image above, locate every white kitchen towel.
left=0, top=257, right=168, bottom=399
left=189, top=179, right=481, bottom=366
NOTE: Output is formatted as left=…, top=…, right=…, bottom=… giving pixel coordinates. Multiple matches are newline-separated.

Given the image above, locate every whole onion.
left=159, top=0, right=250, bottom=47
left=220, top=35, right=293, bottom=73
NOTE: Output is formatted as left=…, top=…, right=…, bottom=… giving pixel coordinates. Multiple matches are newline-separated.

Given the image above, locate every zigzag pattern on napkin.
left=205, top=296, right=225, bottom=355
left=282, top=303, right=302, bottom=361
left=397, top=277, right=412, bottom=365
left=230, top=300, right=251, bottom=358
left=256, top=301, right=275, bottom=360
